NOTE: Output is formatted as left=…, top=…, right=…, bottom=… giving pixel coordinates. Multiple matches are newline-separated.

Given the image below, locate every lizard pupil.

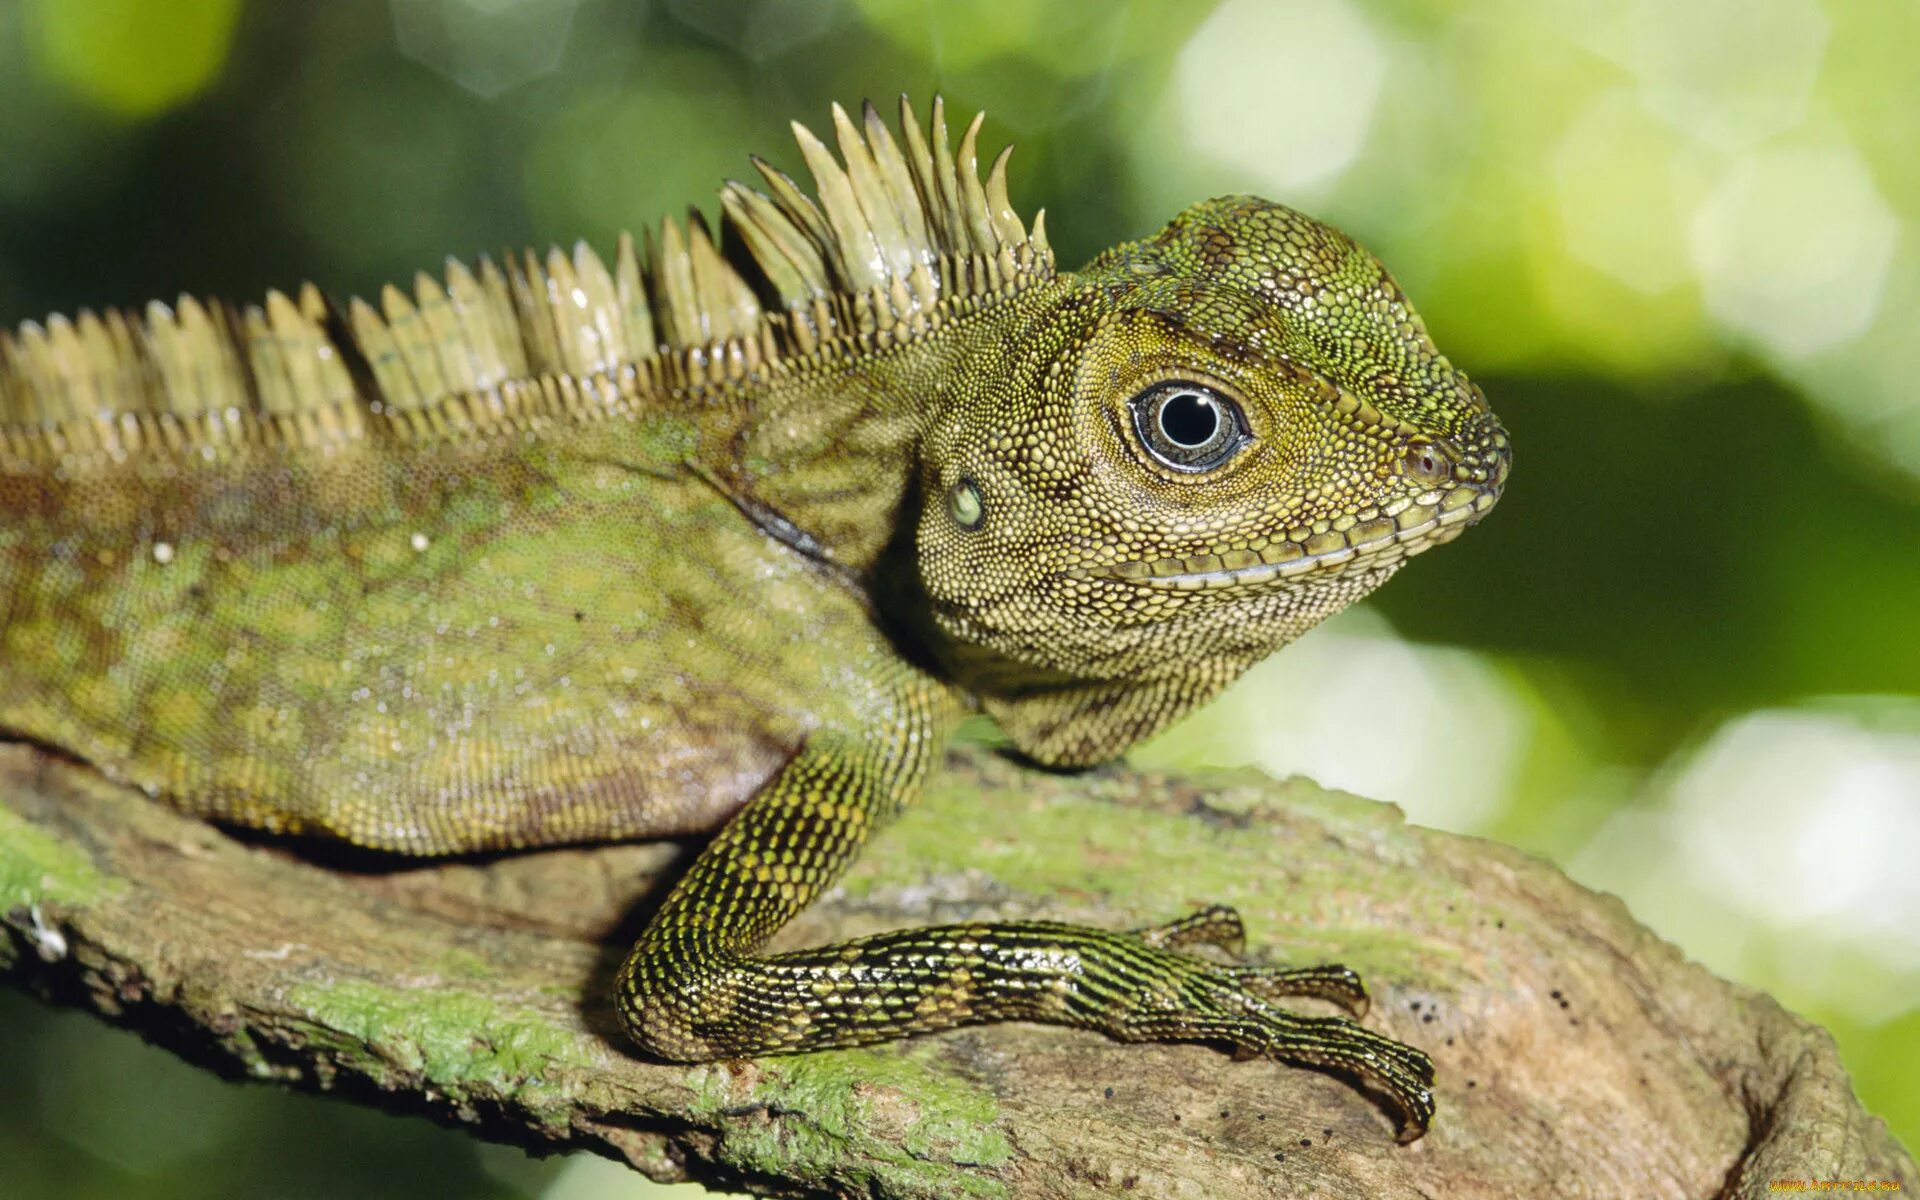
left=1129, top=381, right=1248, bottom=472
left=1160, top=392, right=1219, bottom=447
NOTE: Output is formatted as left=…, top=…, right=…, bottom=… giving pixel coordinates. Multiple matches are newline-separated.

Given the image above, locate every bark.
left=1, top=741, right=1912, bottom=1199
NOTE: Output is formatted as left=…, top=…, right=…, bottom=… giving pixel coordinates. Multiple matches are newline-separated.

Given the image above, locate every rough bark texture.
left=1, top=740, right=1912, bottom=1198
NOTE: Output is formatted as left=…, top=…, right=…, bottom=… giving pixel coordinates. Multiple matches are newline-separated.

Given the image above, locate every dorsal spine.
left=0, top=95, right=1053, bottom=471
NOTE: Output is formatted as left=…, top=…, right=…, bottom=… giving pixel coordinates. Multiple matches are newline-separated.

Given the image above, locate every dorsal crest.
left=0, top=95, right=1052, bottom=469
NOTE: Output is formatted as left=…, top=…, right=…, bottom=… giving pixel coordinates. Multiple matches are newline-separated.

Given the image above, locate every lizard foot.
left=1121, top=905, right=1431, bottom=1140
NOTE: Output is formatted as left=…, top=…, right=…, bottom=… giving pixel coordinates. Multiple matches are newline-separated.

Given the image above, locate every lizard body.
left=0, top=97, right=1508, bottom=1141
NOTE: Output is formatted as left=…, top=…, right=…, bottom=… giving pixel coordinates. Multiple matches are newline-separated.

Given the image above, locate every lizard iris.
left=0, top=96, right=1508, bottom=1142
left=1130, top=382, right=1249, bottom=471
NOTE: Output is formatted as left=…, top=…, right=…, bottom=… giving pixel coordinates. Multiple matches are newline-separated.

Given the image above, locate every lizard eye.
left=1400, top=439, right=1454, bottom=485
left=946, top=477, right=984, bottom=530
left=1129, top=382, right=1249, bottom=473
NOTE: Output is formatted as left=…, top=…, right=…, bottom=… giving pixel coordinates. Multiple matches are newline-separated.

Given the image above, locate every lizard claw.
left=1110, top=938, right=1434, bottom=1141
left=1229, top=1009, right=1436, bottom=1142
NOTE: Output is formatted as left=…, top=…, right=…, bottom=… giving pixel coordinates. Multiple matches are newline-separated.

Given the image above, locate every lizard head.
left=914, top=195, right=1510, bottom=765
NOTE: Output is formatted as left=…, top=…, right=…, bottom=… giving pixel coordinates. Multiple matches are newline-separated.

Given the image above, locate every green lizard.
left=0, top=96, right=1507, bottom=1142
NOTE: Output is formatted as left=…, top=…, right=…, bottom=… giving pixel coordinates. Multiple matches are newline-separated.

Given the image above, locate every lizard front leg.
left=614, top=681, right=1436, bottom=1141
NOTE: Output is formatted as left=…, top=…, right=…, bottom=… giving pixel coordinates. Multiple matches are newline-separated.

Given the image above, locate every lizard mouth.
left=1086, top=481, right=1498, bottom=591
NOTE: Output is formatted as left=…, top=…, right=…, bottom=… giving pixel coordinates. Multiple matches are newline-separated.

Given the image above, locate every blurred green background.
left=2, top=0, right=1915, bottom=1194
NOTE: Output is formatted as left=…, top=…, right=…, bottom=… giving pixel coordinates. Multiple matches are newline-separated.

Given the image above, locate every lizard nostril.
left=1479, top=428, right=1513, bottom=490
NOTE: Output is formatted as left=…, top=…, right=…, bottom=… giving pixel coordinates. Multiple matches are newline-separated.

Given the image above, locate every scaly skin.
left=0, top=98, right=1507, bottom=1141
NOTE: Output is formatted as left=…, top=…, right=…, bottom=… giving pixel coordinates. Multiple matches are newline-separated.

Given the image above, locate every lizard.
left=0, top=95, right=1508, bottom=1143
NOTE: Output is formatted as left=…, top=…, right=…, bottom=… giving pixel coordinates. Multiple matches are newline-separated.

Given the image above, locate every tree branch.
left=1, top=742, right=1912, bottom=1197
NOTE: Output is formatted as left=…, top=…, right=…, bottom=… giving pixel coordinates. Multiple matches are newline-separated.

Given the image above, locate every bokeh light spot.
left=1689, top=137, right=1897, bottom=359
left=1776, top=252, right=1920, bottom=488
left=1171, top=0, right=1385, bottom=196
left=1674, top=709, right=1920, bottom=951
left=29, top=0, right=243, bottom=117
left=1623, top=0, right=1827, bottom=151
left=1136, top=610, right=1532, bottom=835
left=1573, top=702, right=1920, bottom=1026
left=666, top=0, right=842, bottom=63
left=1553, top=90, right=1705, bottom=295
left=391, top=0, right=581, bottom=97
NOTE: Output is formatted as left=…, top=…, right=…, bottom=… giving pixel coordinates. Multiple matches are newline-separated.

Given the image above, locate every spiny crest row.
left=0, top=95, right=1053, bottom=460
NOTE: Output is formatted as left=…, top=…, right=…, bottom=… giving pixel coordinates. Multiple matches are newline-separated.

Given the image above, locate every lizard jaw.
left=1086, top=482, right=1498, bottom=592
